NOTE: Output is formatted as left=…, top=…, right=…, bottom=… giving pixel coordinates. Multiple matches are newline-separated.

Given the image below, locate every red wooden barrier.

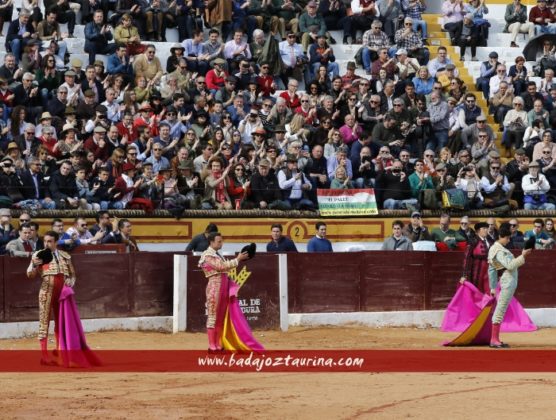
left=2, top=251, right=556, bottom=327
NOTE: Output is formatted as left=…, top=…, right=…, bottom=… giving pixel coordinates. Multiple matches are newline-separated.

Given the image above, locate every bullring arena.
left=2, top=215, right=556, bottom=418
left=3, top=0, right=556, bottom=416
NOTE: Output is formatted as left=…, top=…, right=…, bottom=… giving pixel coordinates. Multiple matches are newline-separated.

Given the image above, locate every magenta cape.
left=215, top=273, right=264, bottom=352
left=441, top=281, right=536, bottom=333
left=57, top=285, right=102, bottom=367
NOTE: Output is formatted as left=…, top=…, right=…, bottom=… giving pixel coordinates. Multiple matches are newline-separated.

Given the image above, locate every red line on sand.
left=2, top=350, right=556, bottom=372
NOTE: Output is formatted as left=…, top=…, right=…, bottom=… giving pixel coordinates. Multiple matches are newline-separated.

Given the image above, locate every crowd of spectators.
left=0, top=0, right=555, bottom=214
left=382, top=212, right=556, bottom=250
left=0, top=208, right=138, bottom=255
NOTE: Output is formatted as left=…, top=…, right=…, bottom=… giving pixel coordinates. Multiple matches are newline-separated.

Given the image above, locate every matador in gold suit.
left=27, top=248, right=76, bottom=362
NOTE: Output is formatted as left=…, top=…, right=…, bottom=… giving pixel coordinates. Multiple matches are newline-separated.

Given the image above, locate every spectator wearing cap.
left=83, top=126, right=110, bottom=162
left=278, top=33, right=306, bottom=87
left=462, top=114, right=495, bottom=149
left=529, top=0, right=556, bottom=35
left=84, top=10, right=117, bottom=65
left=490, top=81, right=515, bottom=126
left=381, top=220, right=413, bottom=251
left=522, top=161, right=555, bottom=210
left=76, top=90, right=97, bottom=123
left=472, top=133, right=498, bottom=168
left=5, top=9, right=36, bottom=65
left=60, top=70, right=82, bottom=107
left=205, top=58, right=228, bottom=93
left=110, top=162, right=143, bottom=209
left=250, top=158, right=291, bottom=210
left=308, top=34, right=339, bottom=80
left=176, top=159, right=203, bottom=205
left=133, top=44, right=163, bottom=85
left=361, top=20, right=391, bottom=73
left=505, top=0, right=534, bottom=48
left=277, top=154, right=314, bottom=210
left=480, top=159, right=517, bottom=208
left=403, top=211, right=432, bottom=242
left=476, top=51, right=501, bottom=100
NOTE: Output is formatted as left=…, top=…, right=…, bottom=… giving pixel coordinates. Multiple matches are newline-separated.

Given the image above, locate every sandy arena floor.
left=2, top=327, right=556, bottom=419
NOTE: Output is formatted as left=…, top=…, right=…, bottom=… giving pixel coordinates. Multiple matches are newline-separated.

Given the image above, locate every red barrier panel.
left=130, top=253, right=173, bottom=316
left=186, top=254, right=280, bottom=332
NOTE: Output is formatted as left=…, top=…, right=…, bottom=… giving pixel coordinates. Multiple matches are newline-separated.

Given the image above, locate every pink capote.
left=215, top=272, right=264, bottom=352
left=57, top=285, right=102, bottom=367
left=441, top=281, right=536, bottom=333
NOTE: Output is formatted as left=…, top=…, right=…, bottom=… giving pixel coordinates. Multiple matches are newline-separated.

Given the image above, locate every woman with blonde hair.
left=324, top=129, right=342, bottom=159
left=330, top=165, right=353, bottom=189
left=285, top=113, right=310, bottom=145
left=413, top=66, right=434, bottom=95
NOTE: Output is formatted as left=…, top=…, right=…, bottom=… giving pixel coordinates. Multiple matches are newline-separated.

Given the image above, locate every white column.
left=173, top=254, right=188, bottom=333
left=278, top=254, right=289, bottom=332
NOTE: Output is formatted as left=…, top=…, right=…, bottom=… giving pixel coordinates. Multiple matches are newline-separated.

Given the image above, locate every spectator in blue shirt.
left=307, top=222, right=333, bottom=252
